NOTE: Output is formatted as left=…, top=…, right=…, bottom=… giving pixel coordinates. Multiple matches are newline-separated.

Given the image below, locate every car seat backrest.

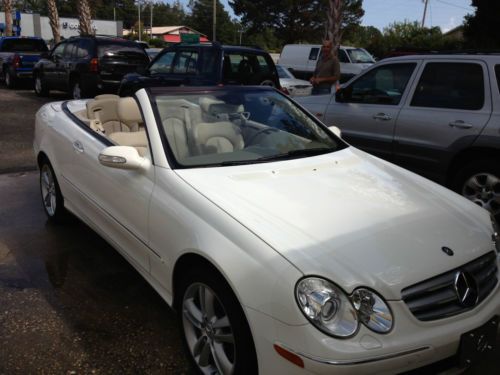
left=193, top=121, right=244, bottom=154
left=87, top=97, right=123, bottom=134
left=108, top=131, right=148, bottom=157
left=117, top=97, right=143, bottom=132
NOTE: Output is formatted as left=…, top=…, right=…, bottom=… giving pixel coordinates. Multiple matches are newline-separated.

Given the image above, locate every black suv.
left=118, top=42, right=281, bottom=96
left=33, top=36, right=149, bottom=99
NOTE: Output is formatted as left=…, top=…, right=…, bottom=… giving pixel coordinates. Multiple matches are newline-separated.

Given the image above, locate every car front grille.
left=402, top=251, right=498, bottom=321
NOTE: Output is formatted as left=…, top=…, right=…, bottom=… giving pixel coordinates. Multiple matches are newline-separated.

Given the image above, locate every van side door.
left=394, top=60, right=491, bottom=182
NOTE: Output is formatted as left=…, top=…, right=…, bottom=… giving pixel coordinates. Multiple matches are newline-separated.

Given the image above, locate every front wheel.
left=451, top=159, right=500, bottom=219
left=5, top=69, right=16, bottom=89
left=39, top=160, right=68, bottom=223
left=34, top=73, right=49, bottom=97
left=179, top=268, right=258, bottom=375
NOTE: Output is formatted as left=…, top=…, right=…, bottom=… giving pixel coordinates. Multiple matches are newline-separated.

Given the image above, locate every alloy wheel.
left=41, top=164, right=57, bottom=216
left=462, top=172, right=500, bottom=216
left=5, top=71, right=11, bottom=87
left=182, top=283, right=236, bottom=375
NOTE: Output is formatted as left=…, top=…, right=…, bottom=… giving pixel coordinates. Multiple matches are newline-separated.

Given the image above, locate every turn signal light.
left=90, top=58, right=99, bottom=72
left=13, top=55, right=21, bottom=68
left=274, top=344, right=304, bottom=368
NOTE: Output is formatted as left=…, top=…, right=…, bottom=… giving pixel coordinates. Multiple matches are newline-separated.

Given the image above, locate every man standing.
left=310, top=40, right=340, bottom=95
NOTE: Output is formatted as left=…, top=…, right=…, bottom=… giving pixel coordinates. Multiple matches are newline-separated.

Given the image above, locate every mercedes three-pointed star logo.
left=454, top=271, right=479, bottom=308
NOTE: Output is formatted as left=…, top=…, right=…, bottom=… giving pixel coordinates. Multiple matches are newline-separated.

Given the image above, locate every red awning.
left=162, top=34, right=209, bottom=43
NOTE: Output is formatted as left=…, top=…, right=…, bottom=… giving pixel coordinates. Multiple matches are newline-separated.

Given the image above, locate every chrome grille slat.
left=402, top=251, right=498, bottom=321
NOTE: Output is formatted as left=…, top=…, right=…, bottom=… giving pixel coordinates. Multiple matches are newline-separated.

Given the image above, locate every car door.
left=394, top=60, right=492, bottom=181
left=61, top=41, right=78, bottom=89
left=324, top=61, right=419, bottom=161
left=63, top=103, right=154, bottom=272
left=43, top=41, right=66, bottom=88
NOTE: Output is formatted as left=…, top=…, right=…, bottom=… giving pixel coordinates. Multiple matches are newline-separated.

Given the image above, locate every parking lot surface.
left=0, top=85, right=499, bottom=374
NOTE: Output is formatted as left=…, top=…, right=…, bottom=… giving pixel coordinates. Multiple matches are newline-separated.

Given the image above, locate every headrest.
left=94, top=94, right=120, bottom=100
left=199, top=97, right=225, bottom=113
left=86, top=97, right=119, bottom=120
left=117, top=97, right=143, bottom=124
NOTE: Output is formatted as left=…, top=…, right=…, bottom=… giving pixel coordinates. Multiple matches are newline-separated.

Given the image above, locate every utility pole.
left=212, top=0, right=216, bottom=42
left=150, top=1, right=153, bottom=39
left=421, top=0, right=429, bottom=28
left=138, top=0, right=141, bottom=41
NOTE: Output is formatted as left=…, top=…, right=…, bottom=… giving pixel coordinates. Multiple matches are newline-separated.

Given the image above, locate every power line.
left=435, top=0, right=473, bottom=12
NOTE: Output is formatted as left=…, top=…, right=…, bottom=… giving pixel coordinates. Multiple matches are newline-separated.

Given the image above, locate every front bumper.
left=247, top=281, right=500, bottom=375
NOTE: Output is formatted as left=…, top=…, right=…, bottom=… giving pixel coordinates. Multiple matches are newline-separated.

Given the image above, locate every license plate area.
left=459, top=316, right=499, bottom=368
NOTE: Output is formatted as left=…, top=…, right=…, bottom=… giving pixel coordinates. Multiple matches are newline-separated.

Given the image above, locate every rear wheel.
left=179, top=267, right=258, bottom=375
left=5, top=69, right=15, bottom=89
left=34, top=73, right=49, bottom=97
left=39, top=159, right=68, bottom=223
left=451, top=159, right=500, bottom=219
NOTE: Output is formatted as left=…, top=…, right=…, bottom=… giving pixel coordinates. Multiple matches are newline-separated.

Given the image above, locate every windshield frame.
left=147, top=86, right=348, bottom=170
left=346, top=48, right=375, bottom=64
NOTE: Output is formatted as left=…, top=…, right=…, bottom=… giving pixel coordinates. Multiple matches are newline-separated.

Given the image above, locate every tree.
left=230, top=0, right=363, bottom=45
left=463, top=0, right=500, bottom=49
left=47, top=0, right=61, bottom=43
left=187, top=0, right=237, bottom=43
left=343, top=25, right=383, bottom=58
left=78, top=0, right=93, bottom=35
left=2, top=0, right=13, bottom=36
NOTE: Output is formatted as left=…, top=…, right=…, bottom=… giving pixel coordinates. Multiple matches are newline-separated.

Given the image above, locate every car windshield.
left=97, top=41, right=146, bottom=57
left=152, top=88, right=345, bottom=168
left=276, top=65, right=294, bottom=79
left=346, top=49, right=374, bottom=64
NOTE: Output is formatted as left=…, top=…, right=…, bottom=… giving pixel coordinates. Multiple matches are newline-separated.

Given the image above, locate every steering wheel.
left=246, top=128, right=279, bottom=146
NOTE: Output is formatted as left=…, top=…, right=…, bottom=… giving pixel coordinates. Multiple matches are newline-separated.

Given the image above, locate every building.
left=0, top=12, right=122, bottom=41
left=124, top=25, right=208, bottom=43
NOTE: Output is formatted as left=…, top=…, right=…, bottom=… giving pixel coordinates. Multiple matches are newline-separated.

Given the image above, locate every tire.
left=39, top=159, right=68, bottom=223
left=5, top=69, right=16, bottom=89
left=178, top=267, right=258, bottom=375
left=71, top=78, right=92, bottom=99
left=34, top=72, right=49, bottom=97
left=450, top=159, right=500, bottom=220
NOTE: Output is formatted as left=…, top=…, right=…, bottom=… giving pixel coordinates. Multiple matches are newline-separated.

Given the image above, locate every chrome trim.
left=275, top=342, right=431, bottom=366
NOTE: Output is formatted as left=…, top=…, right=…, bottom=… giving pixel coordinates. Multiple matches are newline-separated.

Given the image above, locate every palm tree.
left=326, top=0, right=342, bottom=56
left=2, top=0, right=13, bottom=36
left=78, top=0, right=93, bottom=36
left=47, top=0, right=61, bottom=44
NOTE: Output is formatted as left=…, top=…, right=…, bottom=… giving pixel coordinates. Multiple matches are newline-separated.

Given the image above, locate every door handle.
left=449, top=120, right=473, bottom=129
left=73, top=140, right=84, bottom=153
left=372, top=113, right=392, bottom=121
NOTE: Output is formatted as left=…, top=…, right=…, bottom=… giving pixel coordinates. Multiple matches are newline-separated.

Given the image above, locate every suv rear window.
left=411, top=62, right=484, bottom=110
left=1, top=39, right=47, bottom=52
left=97, top=41, right=146, bottom=58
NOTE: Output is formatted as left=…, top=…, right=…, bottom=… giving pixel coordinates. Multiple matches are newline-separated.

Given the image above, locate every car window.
left=1, top=38, right=48, bottom=52
left=338, top=49, right=350, bottom=63
left=346, top=49, right=375, bottom=63
left=343, top=63, right=416, bottom=105
left=224, top=53, right=260, bottom=83
left=52, top=42, right=66, bottom=59
left=172, top=50, right=199, bottom=74
left=97, top=41, right=146, bottom=58
left=411, top=62, right=484, bottom=110
left=152, top=88, right=345, bottom=168
left=276, top=65, right=293, bottom=79
left=309, top=48, right=320, bottom=61
left=64, top=41, right=78, bottom=58
left=77, top=39, right=93, bottom=58
left=150, top=51, right=175, bottom=74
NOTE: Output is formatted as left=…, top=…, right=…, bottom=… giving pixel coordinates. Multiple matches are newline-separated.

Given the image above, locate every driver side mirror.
left=98, top=146, right=150, bottom=171
left=335, top=86, right=352, bottom=103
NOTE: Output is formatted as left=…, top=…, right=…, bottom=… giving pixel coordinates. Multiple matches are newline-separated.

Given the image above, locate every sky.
left=181, top=0, right=475, bottom=33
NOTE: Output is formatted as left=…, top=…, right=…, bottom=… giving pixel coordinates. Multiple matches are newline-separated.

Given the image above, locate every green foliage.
left=383, top=21, right=443, bottom=50
left=186, top=0, right=237, bottom=43
left=244, top=28, right=281, bottom=51
left=148, top=37, right=165, bottom=48
left=343, top=25, right=384, bottom=58
left=463, top=0, right=500, bottom=49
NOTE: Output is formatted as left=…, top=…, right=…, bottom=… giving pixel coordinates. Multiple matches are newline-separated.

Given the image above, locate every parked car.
left=278, top=44, right=375, bottom=82
left=145, top=47, right=163, bottom=61
left=276, top=64, right=312, bottom=97
left=33, top=35, right=150, bottom=99
left=297, top=54, right=500, bottom=220
left=118, top=42, right=281, bottom=96
left=0, top=36, right=48, bottom=89
left=34, top=86, right=499, bottom=374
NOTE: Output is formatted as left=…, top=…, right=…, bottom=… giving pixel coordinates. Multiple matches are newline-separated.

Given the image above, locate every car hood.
left=280, top=78, right=312, bottom=87
left=175, top=148, right=494, bottom=300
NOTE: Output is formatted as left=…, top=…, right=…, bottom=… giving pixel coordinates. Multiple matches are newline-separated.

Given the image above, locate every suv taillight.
left=13, top=55, right=21, bottom=68
left=90, top=58, right=99, bottom=72
left=280, top=87, right=290, bottom=95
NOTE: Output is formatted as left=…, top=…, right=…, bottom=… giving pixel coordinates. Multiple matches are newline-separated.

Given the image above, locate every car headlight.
left=351, top=288, right=393, bottom=333
left=296, top=277, right=359, bottom=338
left=491, top=215, right=499, bottom=253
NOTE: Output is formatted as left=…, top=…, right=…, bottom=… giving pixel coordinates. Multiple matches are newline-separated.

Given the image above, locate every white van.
left=277, top=44, right=375, bottom=82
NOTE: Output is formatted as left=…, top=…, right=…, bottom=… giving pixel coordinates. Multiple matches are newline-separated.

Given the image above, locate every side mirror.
left=335, top=87, right=345, bottom=103
left=98, top=146, right=150, bottom=170
left=328, top=126, right=342, bottom=138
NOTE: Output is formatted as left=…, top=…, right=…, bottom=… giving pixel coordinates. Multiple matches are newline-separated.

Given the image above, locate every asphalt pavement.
left=0, top=85, right=499, bottom=374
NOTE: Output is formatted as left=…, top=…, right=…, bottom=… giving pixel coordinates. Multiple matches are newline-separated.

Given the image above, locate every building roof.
left=150, top=25, right=206, bottom=37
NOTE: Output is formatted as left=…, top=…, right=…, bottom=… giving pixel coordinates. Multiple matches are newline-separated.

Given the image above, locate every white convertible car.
left=34, top=87, right=499, bottom=374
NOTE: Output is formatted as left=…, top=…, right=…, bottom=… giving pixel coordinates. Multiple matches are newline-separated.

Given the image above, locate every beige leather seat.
left=193, top=121, right=244, bottom=154
left=107, top=98, right=148, bottom=156
left=87, top=97, right=141, bottom=134
left=199, top=97, right=244, bottom=122
left=162, top=106, right=193, bottom=161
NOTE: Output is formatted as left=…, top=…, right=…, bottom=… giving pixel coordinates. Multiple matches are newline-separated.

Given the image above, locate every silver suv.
left=298, top=54, right=500, bottom=219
